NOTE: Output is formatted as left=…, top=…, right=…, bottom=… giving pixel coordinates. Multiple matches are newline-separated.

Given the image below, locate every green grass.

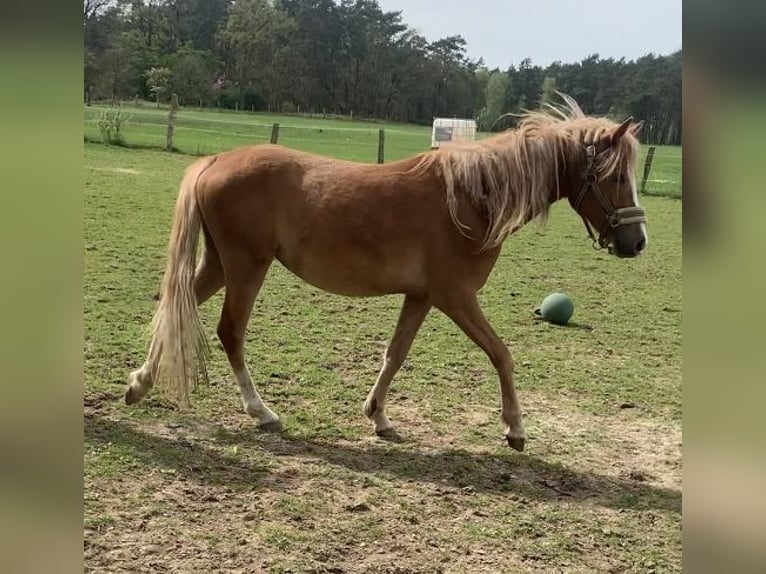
left=84, top=120, right=681, bottom=572
left=84, top=103, right=432, bottom=162
left=637, top=145, right=683, bottom=199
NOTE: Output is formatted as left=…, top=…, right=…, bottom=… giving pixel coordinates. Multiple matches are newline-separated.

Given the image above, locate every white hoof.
left=363, top=396, right=394, bottom=434
left=372, top=415, right=394, bottom=435
left=125, top=369, right=152, bottom=405
left=244, top=401, right=280, bottom=426
left=504, top=424, right=526, bottom=452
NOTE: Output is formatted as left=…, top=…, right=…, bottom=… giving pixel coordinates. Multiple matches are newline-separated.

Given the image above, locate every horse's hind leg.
left=363, top=294, right=431, bottom=436
left=125, top=241, right=224, bottom=405
left=192, top=235, right=225, bottom=303
left=216, top=257, right=281, bottom=430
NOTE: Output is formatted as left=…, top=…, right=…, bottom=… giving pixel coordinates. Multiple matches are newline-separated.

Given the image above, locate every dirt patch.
left=521, top=391, right=682, bottom=492
left=84, top=389, right=680, bottom=573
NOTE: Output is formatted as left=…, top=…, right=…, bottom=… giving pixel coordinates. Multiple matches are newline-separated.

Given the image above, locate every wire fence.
left=84, top=103, right=682, bottom=199
left=84, top=103, right=427, bottom=163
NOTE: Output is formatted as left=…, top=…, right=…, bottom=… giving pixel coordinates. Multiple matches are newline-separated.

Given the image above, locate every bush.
left=97, top=106, right=132, bottom=145
left=215, top=87, right=264, bottom=111
left=215, top=87, right=239, bottom=110
left=242, top=89, right=264, bottom=111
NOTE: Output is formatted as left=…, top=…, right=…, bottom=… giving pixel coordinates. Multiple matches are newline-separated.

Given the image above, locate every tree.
left=84, top=0, right=110, bottom=24
left=479, top=71, right=508, bottom=131
left=540, top=75, right=558, bottom=106
left=169, top=45, right=217, bottom=106
left=474, top=67, right=491, bottom=113
left=146, top=66, right=171, bottom=106
left=219, top=0, right=295, bottom=109
left=185, top=0, right=233, bottom=51
left=97, top=30, right=148, bottom=101
left=425, top=35, right=478, bottom=119
left=276, top=0, right=346, bottom=112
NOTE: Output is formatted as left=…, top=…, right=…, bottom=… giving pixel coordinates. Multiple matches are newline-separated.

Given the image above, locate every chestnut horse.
left=125, top=95, right=647, bottom=452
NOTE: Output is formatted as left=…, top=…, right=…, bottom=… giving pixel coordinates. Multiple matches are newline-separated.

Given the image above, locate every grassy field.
left=84, top=113, right=682, bottom=572
left=84, top=103, right=682, bottom=198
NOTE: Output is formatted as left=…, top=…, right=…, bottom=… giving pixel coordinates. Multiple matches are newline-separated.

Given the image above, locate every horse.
left=124, top=94, right=647, bottom=452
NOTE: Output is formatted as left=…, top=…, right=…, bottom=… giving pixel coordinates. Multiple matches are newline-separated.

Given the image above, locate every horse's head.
left=567, top=117, right=647, bottom=258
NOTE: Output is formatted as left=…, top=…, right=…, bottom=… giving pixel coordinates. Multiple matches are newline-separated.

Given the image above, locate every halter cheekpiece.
left=573, top=145, right=646, bottom=250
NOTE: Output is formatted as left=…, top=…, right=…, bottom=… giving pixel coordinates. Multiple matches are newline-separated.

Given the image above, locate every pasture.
left=84, top=110, right=682, bottom=573
left=84, top=103, right=682, bottom=199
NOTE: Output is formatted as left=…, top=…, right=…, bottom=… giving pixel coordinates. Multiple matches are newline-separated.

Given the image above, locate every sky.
left=376, top=0, right=682, bottom=69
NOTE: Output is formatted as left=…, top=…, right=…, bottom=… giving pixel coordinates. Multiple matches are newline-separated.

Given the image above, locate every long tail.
left=146, top=156, right=216, bottom=406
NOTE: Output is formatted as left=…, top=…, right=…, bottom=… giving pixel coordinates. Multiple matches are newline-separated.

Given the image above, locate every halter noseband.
left=573, top=145, right=647, bottom=250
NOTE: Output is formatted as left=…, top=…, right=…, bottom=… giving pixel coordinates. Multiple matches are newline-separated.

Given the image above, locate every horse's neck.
left=547, top=146, right=582, bottom=206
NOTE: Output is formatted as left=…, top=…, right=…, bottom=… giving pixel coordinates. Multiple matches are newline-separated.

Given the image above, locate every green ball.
left=536, top=292, right=574, bottom=325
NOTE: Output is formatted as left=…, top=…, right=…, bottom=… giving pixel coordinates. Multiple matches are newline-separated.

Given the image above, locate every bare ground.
left=84, top=387, right=681, bottom=574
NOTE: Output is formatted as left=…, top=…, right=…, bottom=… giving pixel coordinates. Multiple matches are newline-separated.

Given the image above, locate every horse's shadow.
left=85, top=414, right=680, bottom=514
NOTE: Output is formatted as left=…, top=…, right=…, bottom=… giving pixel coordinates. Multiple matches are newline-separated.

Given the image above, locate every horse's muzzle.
left=610, top=224, right=647, bottom=258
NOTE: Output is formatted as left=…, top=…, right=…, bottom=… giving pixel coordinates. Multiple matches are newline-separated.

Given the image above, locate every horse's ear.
left=629, top=120, right=644, bottom=136
left=610, top=117, right=633, bottom=145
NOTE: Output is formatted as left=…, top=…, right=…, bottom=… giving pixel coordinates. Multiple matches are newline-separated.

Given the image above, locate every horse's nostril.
left=634, top=238, right=646, bottom=253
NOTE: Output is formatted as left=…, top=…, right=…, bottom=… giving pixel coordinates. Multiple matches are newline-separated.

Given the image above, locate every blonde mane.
left=418, top=93, right=640, bottom=250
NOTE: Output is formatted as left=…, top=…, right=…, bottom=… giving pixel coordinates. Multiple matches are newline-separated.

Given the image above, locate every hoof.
left=375, top=427, right=403, bottom=442
left=257, top=419, right=284, bottom=433
left=124, top=385, right=142, bottom=405
left=506, top=436, right=525, bottom=452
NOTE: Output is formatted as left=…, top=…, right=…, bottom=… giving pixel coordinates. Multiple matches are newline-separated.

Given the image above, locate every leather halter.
left=573, top=145, right=647, bottom=250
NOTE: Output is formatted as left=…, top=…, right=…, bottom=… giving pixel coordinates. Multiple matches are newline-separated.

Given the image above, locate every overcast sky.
left=377, top=0, right=682, bottom=69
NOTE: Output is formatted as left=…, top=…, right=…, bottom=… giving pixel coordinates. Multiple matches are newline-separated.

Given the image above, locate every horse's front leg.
left=434, top=290, right=525, bottom=451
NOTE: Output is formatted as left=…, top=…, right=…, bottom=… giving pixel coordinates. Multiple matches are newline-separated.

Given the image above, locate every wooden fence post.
left=270, top=123, right=280, bottom=144
left=165, top=93, right=178, bottom=152
left=640, top=146, right=656, bottom=195
left=377, top=129, right=385, bottom=164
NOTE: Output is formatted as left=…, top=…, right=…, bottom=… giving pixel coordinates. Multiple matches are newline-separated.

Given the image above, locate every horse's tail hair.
left=146, top=155, right=216, bottom=406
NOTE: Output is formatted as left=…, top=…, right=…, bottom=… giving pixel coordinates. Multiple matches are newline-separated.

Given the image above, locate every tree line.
left=84, top=0, right=682, bottom=145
